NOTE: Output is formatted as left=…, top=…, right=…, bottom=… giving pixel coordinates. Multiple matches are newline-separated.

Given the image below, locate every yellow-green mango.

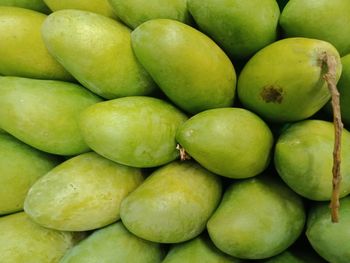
left=42, top=9, right=156, bottom=99
left=60, top=221, right=164, bottom=263
left=0, top=7, right=71, bottom=80
left=120, top=161, right=222, bottom=243
left=188, top=0, right=280, bottom=60
left=79, top=96, right=187, bottom=168
left=275, top=120, right=350, bottom=200
left=108, top=0, right=192, bottom=29
left=162, top=234, right=241, bottom=263
left=0, top=0, right=50, bottom=13
left=207, top=176, right=305, bottom=259
left=44, top=0, right=117, bottom=18
left=280, top=0, right=350, bottom=56
left=176, top=108, right=273, bottom=179
left=24, top=152, right=143, bottom=231
left=131, top=19, right=236, bottom=114
left=0, top=212, right=84, bottom=263
left=0, top=77, right=102, bottom=155
left=238, top=38, right=341, bottom=122
left=307, top=196, right=350, bottom=263
left=0, top=133, right=59, bottom=215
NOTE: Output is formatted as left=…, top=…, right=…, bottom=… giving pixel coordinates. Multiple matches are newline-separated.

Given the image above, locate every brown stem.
left=322, top=52, right=343, bottom=223
left=176, top=144, right=191, bottom=161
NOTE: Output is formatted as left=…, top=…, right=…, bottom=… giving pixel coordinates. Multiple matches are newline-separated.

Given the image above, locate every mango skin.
left=0, top=212, right=84, bottom=263
left=0, top=0, right=50, bottom=13
left=261, top=249, right=327, bottom=263
left=79, top=96, right=187, bottom=168
left=42, top=9, right=155, bottom=99
left=163, top=235, right=241, bottom=263
left=131, top=19, right=236, bottom=114
left=24, top=152, right=143, bottom=231
left=120, top=161, right=222, bottom=243
left=280, top=0, right=350, bottom=56
left=275, top=120, right=350, bottom=200
left=108, top=0, right=192, bottom=29
left=238, top=37, right=341, bottom=122
left=0, top=77, right=102, bottom=155
left=176, top=108, right=273, bottom=179
left=0, top=7, right=72, bottom=80
left=188, top=0, right=279, bottom=60
left=306, top=196, right=350, bottom=263
left=60, top=221, right=164, bottom=263
left=44, top=0, right=117, bottom=18
left=207, top=176, right=305, bottom=259
left=0, top=133, right=59, bottom=215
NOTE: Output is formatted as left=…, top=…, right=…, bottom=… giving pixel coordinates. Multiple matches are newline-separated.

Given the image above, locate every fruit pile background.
left=0, top=0, right=350, bottom=262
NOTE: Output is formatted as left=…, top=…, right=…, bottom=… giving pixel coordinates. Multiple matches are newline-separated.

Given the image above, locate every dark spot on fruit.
left=260, top=85, right=284, bottom=104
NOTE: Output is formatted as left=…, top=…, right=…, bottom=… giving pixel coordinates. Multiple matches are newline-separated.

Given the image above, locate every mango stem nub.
left=176, top=144, right=191, bottom=161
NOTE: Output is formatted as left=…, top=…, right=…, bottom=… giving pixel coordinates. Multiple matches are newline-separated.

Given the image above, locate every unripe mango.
left=120, top=161, right=222, bottom=243
left=0, top=7, right=72, bottom=80
left=42, top=9, right=155, bottom=99
left=0, top=0, right=50, bottom=13
left=131, top=19, right=236, bottom=114
left=24, top=152, right=143, bottom=231
left=0, top=77, right=102, bottom=155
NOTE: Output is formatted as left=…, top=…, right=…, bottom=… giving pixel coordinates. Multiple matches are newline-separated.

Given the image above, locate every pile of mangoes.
left=1, top=0, right=350, bottom=262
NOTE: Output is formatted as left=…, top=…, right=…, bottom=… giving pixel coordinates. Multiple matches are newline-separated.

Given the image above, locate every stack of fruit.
left=1, top=0, right=350, bottom=262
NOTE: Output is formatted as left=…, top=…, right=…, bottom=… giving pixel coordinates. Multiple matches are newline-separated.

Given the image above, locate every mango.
left=207, top=176, right=305, bottom=259
left=261, top=249, right=326, bottom=263
left=188, top=0, right=280, bottom=60
left=24, top=152, right=143, bottom=231
left=0, top=133, right=59, bottom=215
left=131, top=19, right=236, bottom=114
left=0, top=77, right=101, bottom=155
left=44, top=0, right=116, bottom=18
left=275, top=120, right=350, bottom=200
left=42, top=9, right=155, bottom=99
left=79, top=96, right=187, bottom=168
left=120, top=161, right=222, bottom=243
left=162, top=234, right=241, bottom=263
left=60, top=221, right=164, bottom=263
left=0, top=212, right=84, bottom=263
left=176, top=108, right=273, bottom=179
left=0, top=7, right=72, bottom=80
left=108, top=0, right=192, bottom=29
left=280, top=0, right=350, bottom=56
left=238, top=37, right=341, bottom=122
left=307, top=196, right=350, bottom=263
left=0, top=0, right=50, bottom=13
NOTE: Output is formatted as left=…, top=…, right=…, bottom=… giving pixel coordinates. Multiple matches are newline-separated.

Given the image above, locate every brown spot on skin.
left=260, top=85, right=284, bottom=104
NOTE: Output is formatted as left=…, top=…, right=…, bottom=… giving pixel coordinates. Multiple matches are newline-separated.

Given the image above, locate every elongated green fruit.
left=0, top=0, right=50, bottom=13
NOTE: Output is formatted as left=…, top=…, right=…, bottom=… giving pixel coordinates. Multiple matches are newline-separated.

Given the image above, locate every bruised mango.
left=131, top=19, right=236, bottom=114
left=24, top=152, right=143, bottom=231
left=42, top=9, right=155, bottom=99
left=120, top=161, right=222, bottom=243
left=0, top=77, right=101, bottom=155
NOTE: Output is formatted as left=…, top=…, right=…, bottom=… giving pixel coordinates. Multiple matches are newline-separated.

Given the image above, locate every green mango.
left=131, top=19, right=236, bottom=114
left=207, top=176, right=305, bottom=259
left=24, top=152, right=143, bottom=231
left=108, top=0, right=192, bottom=29
left=120, top=161, right=222, bottom=243
left=79, top=96, right=187, bottom=168
left=42, top=9, right=155, bottom=99
left=306, top=196, right=350, bottom=263
left=188, top=0, right=280, bottom=60
left=275, top=120, right=350, bottom=200
left=0, top=133, right=59, bottom=215
left=0, top=7, right=71, bottom=80
left=0, top=77, right=101, bottom=155
left=280, top=0, right=350, bottom=56
left=176, top=108, right=273, bottom=179
left=44, top=0, right=117, bottom=18
left=0, top=0, right=50, bottom=13
left=162, top=234, right=241, bottom=263
left=0, top=212, right=84, bottom=263
left=260, top=249, right=326, bottom=263
left=238, top=37, right=341, bottom=122
left=60, top=221, right=164, bottom=263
